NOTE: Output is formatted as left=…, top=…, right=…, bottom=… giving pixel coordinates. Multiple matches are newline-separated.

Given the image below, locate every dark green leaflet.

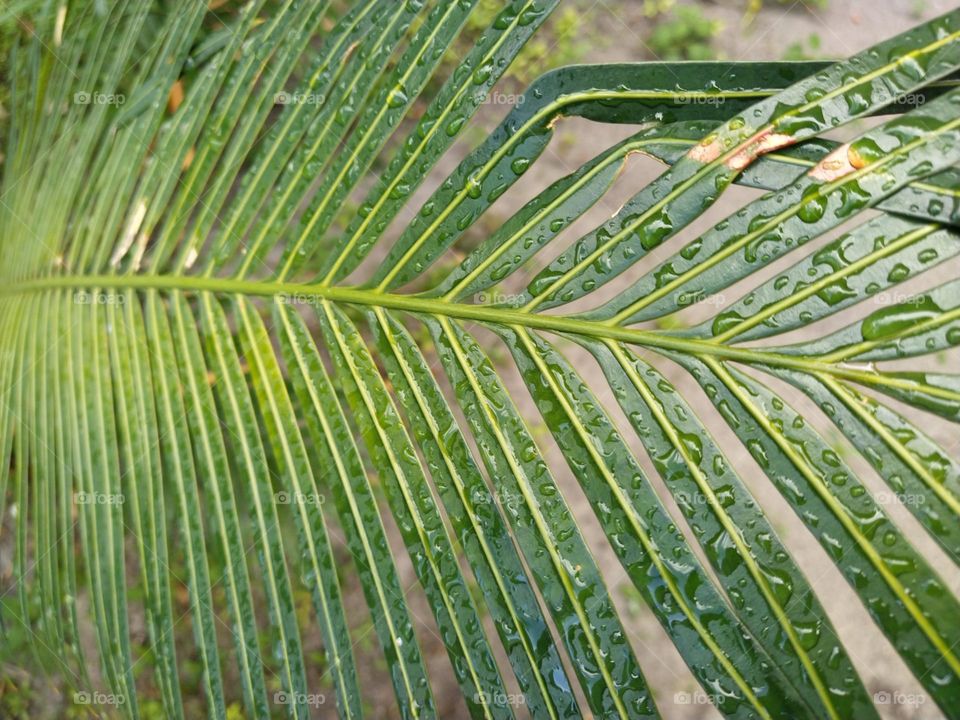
left=844, top=371, right=960, bottom=424
left=40, top=296, right=86, bottom=680
left=199, top=293, right=312, bottom=719
left=25, top=292, right=79, bottom=691
left=208, top=0, right=420, bottom=277
left=11, top=296, right=36, bottom=667
left=168, top=293, right=271, bottom=719
left=58, top=0, right=157, bottom=272
left=142, top=0, right=333, bottom=273
left=592, top=89, right=960, bottom=324
left=370, top=61, right=826, bottom=292
left=783, top=371, right=960, bottom=562
left=502, top=327, right=824, bottom=720
left=428, top=121, right=720, bottom=302
left=79, top=294, right=142, bottom=719
left=0, top=297, right=22, bottom=654
left=321, top=0, right=564, bottom=285
left=234, top=297, right=363, bottom=718
left=24, top=294, right=55, bottom=656
left=366, top=309, right=581, bottom=720
left=318, top=301, right=517, bottom=720
left=145, top=293, right=225, bottom=719
left=427, top=316, right=655, bottom=719
left=432, top=116, right=960, bottom=309
left=82, top=4, right=212, bottom=274
left=677, top=356, right=960, bottom=711
left=274, top=302, right=436, bottom=720
left=521, top=13, right=960, bottom=312
left=198, top=0, right=381, bottom=273
left=113, top=0, right=270, bottom=274
left=107, top=294, right=185, bottom=719
left=778, top=277, right=960, bottom=362
left=167, top=1, right=340, bottom=275
left=53, top=0, right=162, bottom=275
left=43, top=293, right=91, bottom=690
left=16, top=303, right=34, bottom=675
left=274, top=0, right=481, bottom=281
left=0, top=300, right=17, bottom=540
left=680, top=216, right=959, bottom=343
left=53, top=294, right=90, bottom=687
left=582, top=339, right=876, bottom=720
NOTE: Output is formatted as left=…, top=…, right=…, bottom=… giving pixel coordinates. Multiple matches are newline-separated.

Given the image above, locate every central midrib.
left=0, top=272, right=937, bottom=388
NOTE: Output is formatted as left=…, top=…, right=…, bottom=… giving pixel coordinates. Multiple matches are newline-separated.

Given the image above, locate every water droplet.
left=387, top=85, right=408, bottom=108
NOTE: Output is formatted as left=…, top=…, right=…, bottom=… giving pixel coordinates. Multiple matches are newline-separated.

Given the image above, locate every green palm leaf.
left=2, top=2, right=960, bottom=719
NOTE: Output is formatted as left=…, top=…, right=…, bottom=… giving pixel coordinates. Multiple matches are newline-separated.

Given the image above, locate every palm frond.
left=2, top=2, right=960, bottom=719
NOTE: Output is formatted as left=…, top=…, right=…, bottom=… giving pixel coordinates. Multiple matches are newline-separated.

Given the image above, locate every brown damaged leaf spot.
left=688, top=128, right=795, bottom=170
left=727, top=130, right=795, bottom=171
left=810, top=143, right=856, bottom=181
left=689, top=137, right=723, bottom=164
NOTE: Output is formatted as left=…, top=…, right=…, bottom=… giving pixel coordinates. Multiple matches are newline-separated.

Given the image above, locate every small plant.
left=647, top=5, right=722, bottom=60
left=782, top=32, right=822, bottom=60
